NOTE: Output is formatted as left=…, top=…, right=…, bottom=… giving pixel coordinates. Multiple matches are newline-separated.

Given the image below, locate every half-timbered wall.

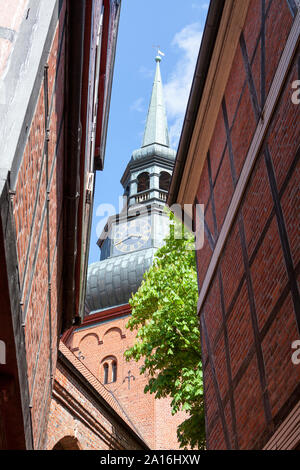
left=194, top=0, right=300, bottom=449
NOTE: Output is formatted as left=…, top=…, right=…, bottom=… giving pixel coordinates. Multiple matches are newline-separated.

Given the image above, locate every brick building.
left=46, top=342, right=147, bottom=450
left=0, top=0, right=123, bottom=449
left=65, top=305, right=186, bottom=449
left=168, top=0, right=300, bottom=450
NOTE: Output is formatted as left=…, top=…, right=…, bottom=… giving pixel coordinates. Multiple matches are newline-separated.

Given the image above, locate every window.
left=112, top=361, right=117, bottom=382
left=159, top=171, right=171, bottom=191
left=101, top=357, right=118, bottom=384
left=137, top=172, right=150, bottom=193
left=103, top=363, right=109, bottom=384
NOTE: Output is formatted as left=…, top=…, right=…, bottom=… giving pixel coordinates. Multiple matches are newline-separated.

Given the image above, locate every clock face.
left=112, top=218, right=151, bottom=254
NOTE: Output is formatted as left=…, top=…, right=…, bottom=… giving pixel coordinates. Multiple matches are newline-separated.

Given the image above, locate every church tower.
left=67, top=56, right=185, bottom=449
left=85, top=54, right=176, bottom=313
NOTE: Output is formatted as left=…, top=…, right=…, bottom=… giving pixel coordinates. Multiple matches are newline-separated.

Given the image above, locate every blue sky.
left=89, top=0, right=209, bottom=263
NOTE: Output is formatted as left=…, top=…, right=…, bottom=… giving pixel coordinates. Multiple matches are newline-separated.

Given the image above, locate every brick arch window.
left=103, top=362, right=109, bottom=384
left=101, top=356, right=117, bottom=384
left=112, top=360, right=117, bottom=382
left=52, top=436, right=82, bottom=450
left=159, top=171, right=171, bottom=191
left=137, top=172, right=150, bottom=193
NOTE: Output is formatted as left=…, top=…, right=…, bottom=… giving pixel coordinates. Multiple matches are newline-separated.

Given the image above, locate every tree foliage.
left=124, top=212, right=205, bottom=449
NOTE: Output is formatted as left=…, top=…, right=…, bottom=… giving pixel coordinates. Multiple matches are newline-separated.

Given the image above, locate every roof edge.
left=167, top=0, right=225, bottom=206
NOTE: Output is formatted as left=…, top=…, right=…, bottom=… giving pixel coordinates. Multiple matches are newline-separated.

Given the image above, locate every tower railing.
left=133, top=189, right=168, bottom=205
left=158, top=191, right=167, bottom=202
left=135, top=192, right=150, bottom=204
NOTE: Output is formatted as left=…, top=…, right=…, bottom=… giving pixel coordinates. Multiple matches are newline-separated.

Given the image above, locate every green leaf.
left=124, top=211, right=204, bottom=448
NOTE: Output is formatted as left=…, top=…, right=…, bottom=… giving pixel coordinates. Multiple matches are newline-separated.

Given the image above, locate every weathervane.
left=152, top=45, right=165, bottom=59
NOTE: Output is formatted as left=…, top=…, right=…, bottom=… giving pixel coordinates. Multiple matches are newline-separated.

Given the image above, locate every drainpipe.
left=63, top=0, right=86, bottom=331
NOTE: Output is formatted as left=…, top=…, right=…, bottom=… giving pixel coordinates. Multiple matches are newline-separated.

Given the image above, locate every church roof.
left=85, top=248, right=156, bottom=313
left=132, top=142, right=176, bottom=162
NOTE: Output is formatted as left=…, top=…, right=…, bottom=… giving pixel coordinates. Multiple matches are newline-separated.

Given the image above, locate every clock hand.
left=115, top=235, right=138, bottom=246
left=127, top=234, right=142, bottom=238
left=114, top=238, right=128, bottom=246
left=115, top=234, right=143, bottom=246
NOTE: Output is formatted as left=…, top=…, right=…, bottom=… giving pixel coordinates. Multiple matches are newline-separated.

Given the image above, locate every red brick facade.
left=0, top=2, right=67, bottom=449
left=46, top=343, right=147, bottom=450
left=169, top=0, right=300, bottom=450
left=66, top=305, right=188, bottom=449
left=13, top=4, right=66, bottom=448
left=0, top=0, right=120, bottom=449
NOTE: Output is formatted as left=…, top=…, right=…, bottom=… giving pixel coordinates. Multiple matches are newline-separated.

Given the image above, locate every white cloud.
left=192, top=2, right=209, bottom=11
left=164, top=23, right=202, bottom=148
left=130, top=97, right=145, bottom=113
left=139, top=65, right=153, bottom=79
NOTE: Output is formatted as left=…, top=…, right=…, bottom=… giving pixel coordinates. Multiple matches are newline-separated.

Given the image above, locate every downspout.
left=77, top=6, right=104, bottom=320
left=63, top=0, right=86, bottom=331
left=44, top=64, right=53, bottom=383
left=78, top=0, right=121, bottom=319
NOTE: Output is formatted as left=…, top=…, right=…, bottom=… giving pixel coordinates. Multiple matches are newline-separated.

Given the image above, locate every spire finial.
left=152, top=45, right=165, bottom=63
left=141, top=50, right=169, bottom=148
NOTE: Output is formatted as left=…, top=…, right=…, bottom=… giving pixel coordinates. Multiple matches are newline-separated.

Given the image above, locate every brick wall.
left=46, top=345, right=146, bottom=450
left=11, top=1, right=66, bottom=448
left=0, top=0, right=121, bottom=449
left=194, top=0, right=300, bottom=449
left=68, top=307, right=186, bottom=449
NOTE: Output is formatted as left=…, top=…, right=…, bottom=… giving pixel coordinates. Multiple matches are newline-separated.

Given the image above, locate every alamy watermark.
left=0, top=340, right=6, bottom=365
left=291, top=340, right=300, bottom=365
left=95, top=197, right=205, bottom=251
left=291, top=80, right=300, bottom=104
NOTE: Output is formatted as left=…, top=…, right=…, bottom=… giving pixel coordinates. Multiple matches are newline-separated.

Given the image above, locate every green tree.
left=124, top=212, right=205, bottom=449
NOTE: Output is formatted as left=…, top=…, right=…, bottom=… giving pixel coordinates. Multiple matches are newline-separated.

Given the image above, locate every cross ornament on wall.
left=123, top=370, right=135, bottom=390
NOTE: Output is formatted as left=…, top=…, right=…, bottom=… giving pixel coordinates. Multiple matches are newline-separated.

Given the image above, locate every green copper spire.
left=142, top=56, right=170, bottom=148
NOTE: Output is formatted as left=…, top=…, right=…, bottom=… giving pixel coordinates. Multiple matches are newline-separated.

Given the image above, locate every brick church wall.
left=194, top=0, right=300, bottom=449
left=46, top=344, right=146, bottom=450
left=68, top=308, right=187, bottom=449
